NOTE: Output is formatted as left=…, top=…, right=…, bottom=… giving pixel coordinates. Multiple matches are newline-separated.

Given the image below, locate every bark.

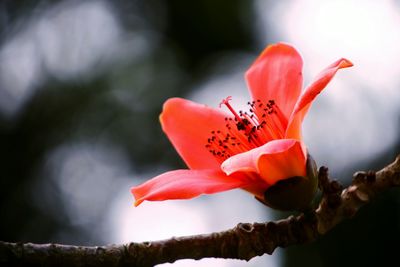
left=1, top=155, right=399, bottom=267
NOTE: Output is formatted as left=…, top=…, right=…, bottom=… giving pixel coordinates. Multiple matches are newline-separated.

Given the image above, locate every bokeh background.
left=1, top=0, right=399, bottom=266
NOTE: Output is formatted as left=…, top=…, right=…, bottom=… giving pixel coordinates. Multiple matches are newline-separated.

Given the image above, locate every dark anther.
left=236, top=122, right=245, bottom=131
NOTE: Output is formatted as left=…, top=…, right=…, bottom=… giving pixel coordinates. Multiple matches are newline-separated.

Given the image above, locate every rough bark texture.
left=1, top=155, right=399, bottom=267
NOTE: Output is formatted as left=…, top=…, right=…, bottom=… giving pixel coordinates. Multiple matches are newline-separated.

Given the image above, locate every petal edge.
left=286, top=58, right=353, bottom=139
left=245, top=43, right=303, bottom=120
left=131, top=169, right=249, bottom=206
left=221, top=139, right=307, bottom=186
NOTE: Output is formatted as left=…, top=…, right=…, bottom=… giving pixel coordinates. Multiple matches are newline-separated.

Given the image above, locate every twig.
left=1, top=155, right=399, bottom=267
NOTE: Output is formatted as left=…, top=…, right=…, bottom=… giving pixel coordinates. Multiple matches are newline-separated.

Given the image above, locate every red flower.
left=131, top=43, right=352, bottom=210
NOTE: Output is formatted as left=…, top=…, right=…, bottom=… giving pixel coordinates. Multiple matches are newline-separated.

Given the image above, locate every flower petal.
left=160, top=97, right=228, bottom=169
left=221, top=139, right=307, bottom=185
left=286, top=58, right=353, bottom=139
left=131, top=169, right=250, bottom=206
left=245, top=43, right=303, bottom=119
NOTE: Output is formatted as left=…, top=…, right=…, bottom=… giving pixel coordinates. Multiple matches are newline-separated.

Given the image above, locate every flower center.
left=205, top=96, right=288, bottom=161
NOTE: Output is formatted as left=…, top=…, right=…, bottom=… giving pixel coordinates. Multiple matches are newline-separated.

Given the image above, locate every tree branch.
left=1, top=155, right=399, bottom=267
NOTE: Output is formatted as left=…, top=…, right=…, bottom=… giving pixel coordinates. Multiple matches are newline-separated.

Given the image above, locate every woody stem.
left=0, top=155, right=399, bottom=267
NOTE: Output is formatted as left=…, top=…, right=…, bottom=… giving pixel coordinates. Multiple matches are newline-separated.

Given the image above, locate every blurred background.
left=0, top=0, right=399, bottom=266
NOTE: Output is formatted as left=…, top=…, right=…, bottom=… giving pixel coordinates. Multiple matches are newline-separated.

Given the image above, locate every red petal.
left=160, top=98, right=228, bottom=169
left=221, top=139, right=307, bottom=185
left=131, top=169, right=249, bottom=206
left=245, top=43, right=303, bottom=120
left=286, top=58, right=353, bottom=139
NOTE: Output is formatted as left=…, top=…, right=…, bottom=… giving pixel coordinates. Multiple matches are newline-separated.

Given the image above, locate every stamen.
left=206, top=97, right=289, bottom=161
left=220, top=97, right=260, bottom=141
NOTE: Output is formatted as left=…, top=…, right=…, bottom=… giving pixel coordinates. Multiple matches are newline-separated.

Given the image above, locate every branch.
left=1, top=155, right=399, bottom=267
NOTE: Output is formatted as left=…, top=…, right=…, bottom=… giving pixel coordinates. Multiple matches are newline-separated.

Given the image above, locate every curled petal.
left=221, top=139, right=307, bottom=185
left=257, top=141, right=307, bottom=185
left=160, top=98, right=228, bottom=169
left=131, top=169, right=250, bottom=206
left=245, top=43, right=303, bottom=120
left=286, top=58, right=353, bottom=139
